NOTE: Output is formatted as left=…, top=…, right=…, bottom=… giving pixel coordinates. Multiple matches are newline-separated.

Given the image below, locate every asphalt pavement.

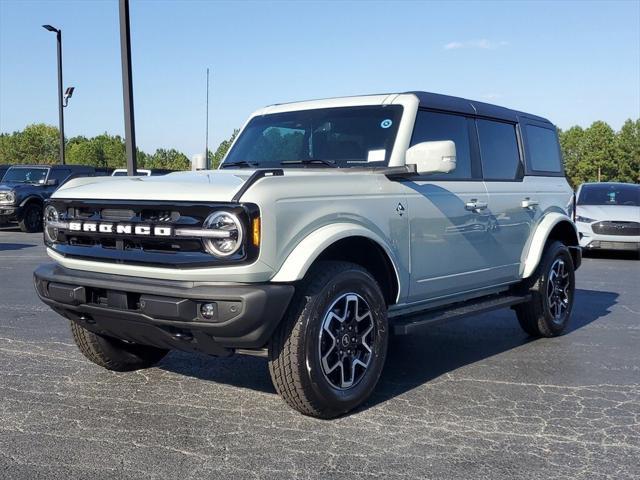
left=1, top=227, right=638, bottom=479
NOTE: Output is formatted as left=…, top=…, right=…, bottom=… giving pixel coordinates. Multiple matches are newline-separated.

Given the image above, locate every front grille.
left=591, top=221, right=640, bottom=236
left=46, top=199, right=259, bottom=268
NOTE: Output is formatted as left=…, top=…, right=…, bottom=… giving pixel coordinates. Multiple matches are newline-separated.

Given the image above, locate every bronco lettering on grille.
left=67, top=221, right=172, bottom=236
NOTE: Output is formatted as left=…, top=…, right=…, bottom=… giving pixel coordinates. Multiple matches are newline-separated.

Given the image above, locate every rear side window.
left=526, top=125, right=562, bottom=172
left=410, top=110, right=474, bottom=179
left=477, top=119, right=521, bottom=180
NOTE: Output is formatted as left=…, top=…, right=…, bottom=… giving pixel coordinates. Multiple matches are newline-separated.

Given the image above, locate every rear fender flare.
left=522, top=213, right=579, bottom=278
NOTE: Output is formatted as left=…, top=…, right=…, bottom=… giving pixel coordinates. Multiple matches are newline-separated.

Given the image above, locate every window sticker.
left=380, top=119, right=393, bottom=129
left=367, top=149, right=386, bottom=162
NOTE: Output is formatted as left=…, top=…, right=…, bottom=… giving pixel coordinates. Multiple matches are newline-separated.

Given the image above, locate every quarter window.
left=477, top=119, right=521, bottom=180
left=526, top=125, right=562, bottom=172
left=410, top=111, right=474, bottom=179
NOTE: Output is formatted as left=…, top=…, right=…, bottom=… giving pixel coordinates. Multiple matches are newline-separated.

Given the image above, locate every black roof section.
left=407, top=91, right=553, bottom=125
left=9, top=164, right=95, bottom=170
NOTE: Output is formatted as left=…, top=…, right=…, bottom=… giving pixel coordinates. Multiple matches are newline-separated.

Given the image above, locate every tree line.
left=0, top=124, right=238, bottom=172
left=0, top=120, right=637, bottom=186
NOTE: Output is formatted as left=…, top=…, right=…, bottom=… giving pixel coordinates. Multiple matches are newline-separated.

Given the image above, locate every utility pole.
left=205, top=67, right=210, bottom=169
left=42, top=25, right=65, bottom=164
left=119, top=0, right=137, bottom=176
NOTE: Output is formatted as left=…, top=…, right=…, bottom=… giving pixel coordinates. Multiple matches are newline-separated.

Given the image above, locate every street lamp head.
left=42, top=24, right=59, bottom=33
left=64, top=87, right=75, bottom=98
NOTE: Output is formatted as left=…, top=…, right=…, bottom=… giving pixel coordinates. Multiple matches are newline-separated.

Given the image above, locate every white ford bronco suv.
left=34, top=92, right=581, bottom=418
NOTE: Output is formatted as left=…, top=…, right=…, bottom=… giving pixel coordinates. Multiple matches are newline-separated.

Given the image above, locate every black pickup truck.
left=0, top=165, right=96, bottom=232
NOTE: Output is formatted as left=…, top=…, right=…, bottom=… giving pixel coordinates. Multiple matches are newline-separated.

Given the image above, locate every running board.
left=392, top=293, right=531, bottom=335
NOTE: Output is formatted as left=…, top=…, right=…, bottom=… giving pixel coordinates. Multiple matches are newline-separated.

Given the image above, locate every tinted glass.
left=578, top=184, right=639, bottom=206
left=48, top=169, right=71, bottom=182
left=477, top=119, right=520, bottom=180
left=223, top=106, right=403, bottom=168
left=2, top=167, right=49, bottom=183
left=410, top=111, right=473, bottom=179
left=527, top=125, right=562, bottom=172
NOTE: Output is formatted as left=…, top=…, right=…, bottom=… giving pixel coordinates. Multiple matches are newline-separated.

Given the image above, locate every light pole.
left=42, top=24, right=67, bottom=165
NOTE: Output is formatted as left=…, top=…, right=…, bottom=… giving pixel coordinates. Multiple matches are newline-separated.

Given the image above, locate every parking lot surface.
left=0, top=228, right=638, bottom=479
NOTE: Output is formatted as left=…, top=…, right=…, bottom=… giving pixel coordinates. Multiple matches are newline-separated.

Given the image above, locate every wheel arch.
left=19, top=195, right=44, bottom=208
left=522, top=213, right=580, bottom=278
left=270, top=223, right=402, bottom=305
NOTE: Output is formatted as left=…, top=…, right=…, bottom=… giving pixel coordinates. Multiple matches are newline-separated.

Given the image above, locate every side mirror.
left=45, top=179, right=58, bottom=186
left=405, top=140, right=456, bottom=175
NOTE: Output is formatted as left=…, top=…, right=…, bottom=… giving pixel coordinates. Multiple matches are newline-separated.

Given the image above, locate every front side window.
left=477, top=119, right=521, bottom=180
left=410, top=110, right=474, bottom=179
left=578, top=184, right=639, bottom=206
left=526, top=125, right=562, bottom=172
left=48, top=169, right=71, bottom=183
left=223, top=106, right=403, bottom=168
left=2, top=167, right=49, bottom=184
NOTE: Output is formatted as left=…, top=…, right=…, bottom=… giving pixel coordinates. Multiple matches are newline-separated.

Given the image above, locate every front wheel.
left=18, top=203, right=43, bottom=233
left=268, top=261, right=388, bottom=418
left=515, top=241, right=576, bottom=337
left=70, top=322, right=168, bottom=371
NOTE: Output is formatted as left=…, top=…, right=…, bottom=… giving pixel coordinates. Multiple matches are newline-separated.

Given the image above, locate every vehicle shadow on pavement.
left=582, top=250, right=639, bottom=261
left=364, top=288, right=618, bottom=411
left=155, top=288, right=618, bottom=411
left=0, top=242, right=36, bottom=251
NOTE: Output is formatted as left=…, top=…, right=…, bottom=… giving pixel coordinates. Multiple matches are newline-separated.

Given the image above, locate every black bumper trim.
left=34, top=263, right=295, bottom=354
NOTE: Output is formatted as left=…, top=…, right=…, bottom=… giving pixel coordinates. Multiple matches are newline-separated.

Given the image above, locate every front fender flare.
left=522, top=213, right=579, bottom=278
left=270, top=223, right=402, bottom=301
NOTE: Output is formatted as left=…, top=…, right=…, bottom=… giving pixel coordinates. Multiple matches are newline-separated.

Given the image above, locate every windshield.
left=222, top=105, right=403, bottom=168
left=578, top=184, right=639, bottom=206
left=2, top=167, right=49, bottom=184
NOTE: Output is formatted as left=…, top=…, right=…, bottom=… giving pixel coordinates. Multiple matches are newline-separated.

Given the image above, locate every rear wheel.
left=70, top=322, right=168, bottom=371
left=515, top=241, right=575, bottom=337
left=268, top=261, right=388, bottom=418
left=18, top=203, right=43, bottom=233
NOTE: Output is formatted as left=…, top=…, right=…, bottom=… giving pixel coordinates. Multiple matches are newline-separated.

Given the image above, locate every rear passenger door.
left=478, top=119, right=537, bottom=282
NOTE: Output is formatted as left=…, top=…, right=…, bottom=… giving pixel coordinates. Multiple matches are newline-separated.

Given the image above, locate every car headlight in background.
left=43, top=205, right=60, bottom=243
left=575, top=215, right=596, bottom=223
left=0, top=191, right=16, bottom=204
left=202, top=211, right=244, bottom=257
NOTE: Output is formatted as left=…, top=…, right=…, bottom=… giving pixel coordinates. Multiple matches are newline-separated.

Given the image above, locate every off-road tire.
left=268, top=261, right=388, bottom=419
left=515, top=241, right=575, bottom=337
left=18, top=203, right=42, bottom=233
left=70, top=321, right=168, bottom=371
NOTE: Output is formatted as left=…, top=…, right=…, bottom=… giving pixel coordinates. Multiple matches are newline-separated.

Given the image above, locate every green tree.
left=210, top=129, right=239, bottom=168
left=615, top=119, right=640, bottom=183
left=143, top=148, right=190, bottom=170
left=559, top=126, right=585, bottom=187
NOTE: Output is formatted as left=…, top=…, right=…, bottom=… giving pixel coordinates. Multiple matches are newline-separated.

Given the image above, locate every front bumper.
left=34, top=263, right=295, bottom=356
left=0, top=205, right=21, bottom=222
left=577, top=224, right=640, bottom=251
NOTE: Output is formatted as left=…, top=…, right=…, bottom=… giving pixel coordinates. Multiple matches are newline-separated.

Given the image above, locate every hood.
left=577, top=204, right=640, bottom=222
left=52, top=170, right=254, bottom=202
left=0, top=182, right=40, bottom=193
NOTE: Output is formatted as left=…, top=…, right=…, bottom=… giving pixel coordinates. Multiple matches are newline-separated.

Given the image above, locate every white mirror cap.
left=406, top=140, right=456, bottom=175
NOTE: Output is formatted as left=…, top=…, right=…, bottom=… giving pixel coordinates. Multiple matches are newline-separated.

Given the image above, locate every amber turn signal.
left=252, top=217, right=261, bottom=247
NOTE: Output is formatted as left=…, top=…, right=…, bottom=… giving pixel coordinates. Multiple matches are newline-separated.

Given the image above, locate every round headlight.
left=5, top=192, right=15, bottom=204
left=44, top=205, right=60, bottom=243
left=202, top=211, right=243, bottom=257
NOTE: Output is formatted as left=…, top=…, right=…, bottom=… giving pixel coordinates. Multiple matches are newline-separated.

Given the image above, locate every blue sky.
left=1, top=0, right=638, bottom=157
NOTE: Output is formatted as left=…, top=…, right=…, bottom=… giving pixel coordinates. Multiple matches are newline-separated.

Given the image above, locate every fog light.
left=200, top=303, right=217, bottom=320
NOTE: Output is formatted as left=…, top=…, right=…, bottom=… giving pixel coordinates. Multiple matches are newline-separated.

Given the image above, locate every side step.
left=392, top=293, right=531, bottom=335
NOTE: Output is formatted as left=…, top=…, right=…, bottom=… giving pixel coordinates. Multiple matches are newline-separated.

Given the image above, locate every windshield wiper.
left=220, top=160, right=259, bottom=169
left=280, top=159, right=337, bottom=168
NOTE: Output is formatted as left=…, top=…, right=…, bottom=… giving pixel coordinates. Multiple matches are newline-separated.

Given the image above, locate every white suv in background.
left=574, top=182, right=640, bottom=252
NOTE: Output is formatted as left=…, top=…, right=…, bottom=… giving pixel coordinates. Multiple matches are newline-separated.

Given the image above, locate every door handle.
left=465, top=199, right=488, bottom=212
left=521, top=198, right=539, bottom=209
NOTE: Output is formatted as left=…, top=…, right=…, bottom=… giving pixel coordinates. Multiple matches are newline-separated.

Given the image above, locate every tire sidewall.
left=300, top=268, right=388, bottom=414
left=538, top=243, right=576, bottom=334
